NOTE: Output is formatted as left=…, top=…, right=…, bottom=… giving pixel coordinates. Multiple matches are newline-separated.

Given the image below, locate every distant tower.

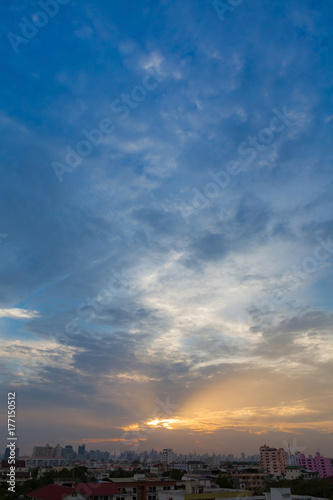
left=78, top=444, right=86, bottom=456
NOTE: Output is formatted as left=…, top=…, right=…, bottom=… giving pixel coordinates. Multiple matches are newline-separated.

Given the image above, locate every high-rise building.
left=101, top=451, right=110, bottom=463
left=32, top=444, right=53, bottom=458
left=53, top=444, right=63, bottom=457
left=162, top=448, right=174, bottom=464
left=260, top=445, right=288, bottom=475
left=288, top=451, right=300, bottom=466
left=62, top=445, right=75, bottom=461
left=78, top=444, right=86, bottom=456
left=298, top=452, right=333, bottom=478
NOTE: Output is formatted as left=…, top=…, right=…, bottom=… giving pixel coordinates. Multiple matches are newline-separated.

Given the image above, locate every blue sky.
left=0, top=0, right=333, bottom=457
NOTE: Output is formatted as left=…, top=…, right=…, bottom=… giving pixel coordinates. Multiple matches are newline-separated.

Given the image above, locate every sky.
left=0, top=0, right=333, bottom=458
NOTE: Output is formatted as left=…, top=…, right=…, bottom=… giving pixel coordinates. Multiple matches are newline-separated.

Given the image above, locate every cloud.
left=1, top=0, right=333, bottom=456
left=0, top=308, right=39, bottom=319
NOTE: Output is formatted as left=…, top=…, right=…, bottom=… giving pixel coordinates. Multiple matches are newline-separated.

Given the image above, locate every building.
left=264, top=487, right=326, bottom=500
left=260, top=445, right=288, bottom=475
left=32, top=443, right=63, bottom=458
left=158, top=490, right=250, bottom=500
left=27, top=484, right=328, bottom=500
left=284, top=466, right=319, bottom=481
left=265, top=488, right=292, bottom=500
left=32, top=443, right=53, bottom=458
left=78, top=444, right=86, bottom=456
left=109, top=477, right=177, bottom=500
left=150, top=463, right=167, bottom=476
left=284, top=466, right=303, bottom=481
left=28, top=482, right=121, bottom=500
left=172, top=463, right=188, bottom=472
left=187, top=461, right=203, bottom=473
left=231, top=468, right=267, bottom=491
left=29, top=457, right=66, bottom=467
left=287, top=452, right=300, bottom=466
left=298, top=452, right=333, bottom=478
left=162, top=449, right=174, bottom=465
left=62, top=445, right=75, bottom=461
left=0, top=460, right=31, bottom=485
left=28, top=484, right=78, bottom=500
left=4, top=446, right=19, bottom=460
left=181, top=477, right=212, bottom=493
left=53, top=444, right=63, bottom=457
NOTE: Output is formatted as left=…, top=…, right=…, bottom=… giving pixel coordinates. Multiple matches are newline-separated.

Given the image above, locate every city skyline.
left=25, top=442, right=262, bottom=459
left=6, top=440, right=332, bottom=461
left=1, top=0, right=333, bottom=460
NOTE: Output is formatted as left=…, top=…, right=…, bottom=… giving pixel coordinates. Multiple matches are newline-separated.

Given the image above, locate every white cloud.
left=0, top=308, right=39, bottom=319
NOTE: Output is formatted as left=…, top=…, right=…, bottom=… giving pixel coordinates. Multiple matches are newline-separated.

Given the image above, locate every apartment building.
left=30, top=442, right=65, bottom=467
left=0, top=460, right=31, bottom=485
left=32, top=443, right=62, bottom=458
left=298, top=452, right=333, bottom=478
left=158, top=489, right=250, bottom=500
left=259, top=445, right=288, bottom=475
left=109, top=477, right=177, bottom=500
left=162, top=449, right=174, bottom=465
left=284, top=466, right=318, bottom=481
left=231, top=469, right=267, bottom=491
left=29, top=457, right=66, bottom=467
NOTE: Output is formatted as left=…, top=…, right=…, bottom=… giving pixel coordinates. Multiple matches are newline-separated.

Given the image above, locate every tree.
left=215, top=474, right=235, bottom=489
left=170, top=469, right=185, bottom=480
left=264, top=477, right=333, bottom=499
left=73, top=466, right=88, bottom=482
left=31, top=467, right=39, bottom=480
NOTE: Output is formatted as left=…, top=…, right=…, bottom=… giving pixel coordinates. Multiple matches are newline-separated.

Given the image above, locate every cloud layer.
left=0, top=0, right=333, bottom=456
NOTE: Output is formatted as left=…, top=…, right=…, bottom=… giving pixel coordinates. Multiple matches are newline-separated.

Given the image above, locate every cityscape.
left=1, top=443, right=333, bottom=499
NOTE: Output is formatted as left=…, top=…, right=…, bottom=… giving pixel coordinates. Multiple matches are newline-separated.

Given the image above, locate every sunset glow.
left=146, top=419, right=178, bottom=429
left=1, top=0, right=333, bottom=459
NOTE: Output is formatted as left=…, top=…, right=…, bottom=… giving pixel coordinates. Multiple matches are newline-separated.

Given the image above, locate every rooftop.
left=27, top=484, right=75, bottom=500
left=75, top=482, right=121, bottom=495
